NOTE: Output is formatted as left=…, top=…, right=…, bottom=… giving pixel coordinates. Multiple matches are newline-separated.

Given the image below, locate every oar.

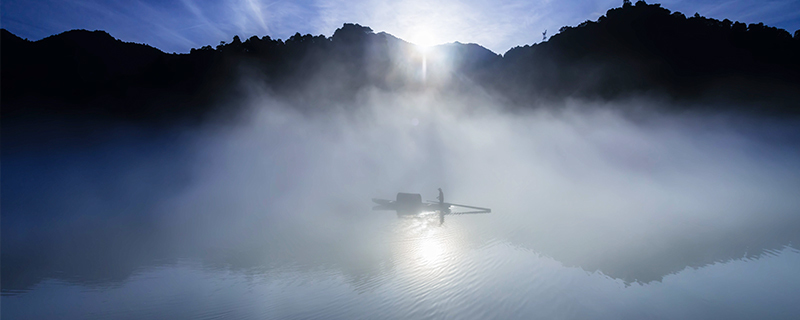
left=426, top=201, right=491, bottom=213
left=448, top=210, right=491, bottom=215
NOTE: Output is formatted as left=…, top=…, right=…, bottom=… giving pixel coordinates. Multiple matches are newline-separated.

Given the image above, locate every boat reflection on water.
left=3, top=187, right=799, bottom=319
left=372, top=192, right=491, bottom=225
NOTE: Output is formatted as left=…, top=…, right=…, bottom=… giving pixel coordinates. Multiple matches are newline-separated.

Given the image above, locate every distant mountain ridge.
left=2, top=1, right=799, bottom=122
left=495, top=1, right=800, bottom=111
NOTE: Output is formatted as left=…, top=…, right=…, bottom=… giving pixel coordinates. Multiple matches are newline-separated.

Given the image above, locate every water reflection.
left=3, top=192, right=800, bottom=318
left=6, top=234, right=798, bottom=319
left=3, top=169, right=799, bottom=295
left=4, top=107, right=800, bottom=318
left=3, top=181, right=799, bottom=295
left=498, top=207, right=800, bottom=284
left=394, top=216, right=454, bottom=273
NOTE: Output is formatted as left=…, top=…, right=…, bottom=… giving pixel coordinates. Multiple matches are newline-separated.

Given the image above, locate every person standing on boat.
left=437, top=188, right=445, bottom=225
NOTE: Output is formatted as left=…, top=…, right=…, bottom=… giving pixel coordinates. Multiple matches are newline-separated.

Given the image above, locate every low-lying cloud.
left=3, top=83, right=800, bottom=292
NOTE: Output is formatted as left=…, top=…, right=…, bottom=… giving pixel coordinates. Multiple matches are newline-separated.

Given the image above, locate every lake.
left=3, top=103, right=800, bottom=319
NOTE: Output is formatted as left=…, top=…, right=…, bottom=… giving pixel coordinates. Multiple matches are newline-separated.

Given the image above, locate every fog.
left=4, top=82, right=800, bottom=314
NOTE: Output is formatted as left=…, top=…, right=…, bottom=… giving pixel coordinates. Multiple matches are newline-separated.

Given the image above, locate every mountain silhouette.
left=495, top=1, right=800, bottom=112
left=2, top=1, right=799, bottom=123
left=3, top=1, right=800, bottom=295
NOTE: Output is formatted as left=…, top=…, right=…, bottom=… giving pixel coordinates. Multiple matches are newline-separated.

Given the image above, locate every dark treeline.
left=2, top=0, right=799, bottom=123
left=494, top=0, right=800, bottom=113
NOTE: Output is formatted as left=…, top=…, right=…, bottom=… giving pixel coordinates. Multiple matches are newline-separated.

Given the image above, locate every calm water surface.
left=4, top=110, right=800, bottom=319
left=4, top=205, right=799, bottom=319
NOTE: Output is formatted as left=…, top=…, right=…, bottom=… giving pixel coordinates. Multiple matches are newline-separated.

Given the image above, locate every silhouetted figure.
left=372, top=191, right=489, bottom=226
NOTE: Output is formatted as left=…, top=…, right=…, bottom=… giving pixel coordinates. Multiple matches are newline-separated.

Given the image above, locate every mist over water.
left=4, top=86, right=800, bottom=318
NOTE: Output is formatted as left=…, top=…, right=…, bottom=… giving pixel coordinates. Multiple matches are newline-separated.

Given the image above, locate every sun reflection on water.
left=415, top=230, right=446, bottom=266
left=393, top=214, right=458, bottom=275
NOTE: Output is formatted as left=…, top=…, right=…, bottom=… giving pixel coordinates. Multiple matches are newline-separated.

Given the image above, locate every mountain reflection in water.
left=3, top=104, right=800, bottom=319
left=3, top=206, right=799, bottom=319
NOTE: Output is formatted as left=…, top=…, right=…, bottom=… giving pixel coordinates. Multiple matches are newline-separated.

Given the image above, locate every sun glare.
left=402, top=217, right=451, bottom=268
left=408, top=30, right=437, bottom=50
left=418, top=236, right=445, bottom=264
left=414, top=43, right=431, bottom=55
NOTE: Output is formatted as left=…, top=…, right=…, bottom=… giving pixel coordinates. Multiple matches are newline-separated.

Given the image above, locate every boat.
left=372, top=192, right=491, bottom=218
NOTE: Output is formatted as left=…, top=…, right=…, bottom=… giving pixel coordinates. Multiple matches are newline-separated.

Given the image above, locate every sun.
left=407, top=29, right=438, bottom=52
left=414, top=43, right=431, bottom=55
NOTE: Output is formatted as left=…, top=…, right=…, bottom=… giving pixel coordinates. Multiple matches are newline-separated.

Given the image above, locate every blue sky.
left=2, top=0, right=798, bottom=54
